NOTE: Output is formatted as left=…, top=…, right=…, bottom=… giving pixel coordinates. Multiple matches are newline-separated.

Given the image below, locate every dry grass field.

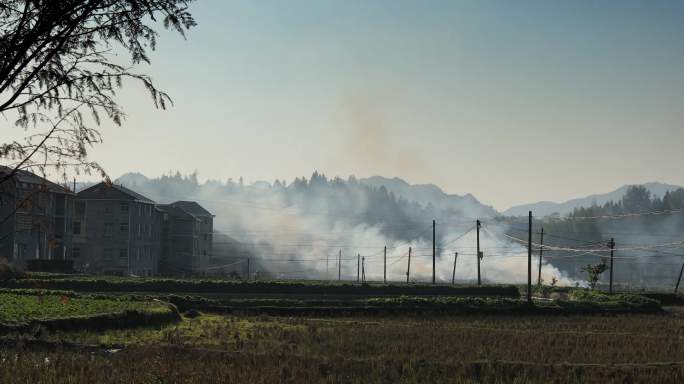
left=1, top=311, right=681, bottom=383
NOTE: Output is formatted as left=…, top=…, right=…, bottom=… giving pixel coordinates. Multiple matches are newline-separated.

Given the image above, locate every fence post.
left=527, top=211, right=532, bottom=305
left=452, top=252, right=458, bottom=285
left=362, top=256, right=365, bottom=283
left=383, top=246, right=387, bottom=284
left=675, top=257, right=684, bottom=295
left=406, top=247, right=412, bottom=284
left=476, top=220, right=481, bottom=285
left=432, top=219, right=436, bottom=284
left=357, top=254, right=360, bottom=282
left=537, top=227, right=544, bottom=285
left=608, top=238, right=615, bottom=294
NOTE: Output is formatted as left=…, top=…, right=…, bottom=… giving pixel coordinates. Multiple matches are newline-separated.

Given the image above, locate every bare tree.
left=0, top=0, right=196, bottom=185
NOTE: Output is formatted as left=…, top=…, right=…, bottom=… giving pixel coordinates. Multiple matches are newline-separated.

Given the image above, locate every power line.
left=549, top=207, right=684, bottom=221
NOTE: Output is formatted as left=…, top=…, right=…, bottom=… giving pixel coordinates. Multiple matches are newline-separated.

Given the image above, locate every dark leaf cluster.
left=0, top=0, right=195, bottom=184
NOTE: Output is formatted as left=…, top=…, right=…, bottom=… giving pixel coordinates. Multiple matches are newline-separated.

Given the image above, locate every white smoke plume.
left=116, top=171, right=581, bottom=285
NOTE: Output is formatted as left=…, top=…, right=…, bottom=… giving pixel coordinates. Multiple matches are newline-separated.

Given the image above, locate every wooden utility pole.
left=476, top=220, right=481, bottom=286
left=383, top=246, right=387, bottom=284
left=608, top=238, right=615, bottom=294
left=247, top=257, right=250, bottom=281
left=537, top=227, right=544, bottom=285
left=452, top=252, right=458, bottom=285
left=326, top=252, right=329, bottom=280
left=527, top=211, right=532, bottom=305
left=675, top=257, right=684, bottom=295
left=406, top=247, right=412, bottom=284
left=432, top=219, right=436, bottom=284
left=357, top=254, right=360, bottom=282
left=362, top=256, right=365, bottom=283
left=338, top=250, right=341, bottom=281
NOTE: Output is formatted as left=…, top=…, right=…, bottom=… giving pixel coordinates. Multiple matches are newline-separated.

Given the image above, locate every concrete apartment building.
left=1, top=168, right=215, bottom=277
left=0, top=167, right=75, bottom=270
left=74, top=182, right=160, bottom=276
left=158, top=201, right=213, bottom=275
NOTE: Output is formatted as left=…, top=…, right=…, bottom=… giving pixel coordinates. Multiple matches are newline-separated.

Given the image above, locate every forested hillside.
left=507, top=186, right=684, bottom=286
left=115, top=171, right=501, bottom=280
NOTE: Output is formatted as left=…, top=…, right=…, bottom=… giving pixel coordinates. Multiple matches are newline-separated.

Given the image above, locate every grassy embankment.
left=7, top=274, right=521, bottom=298
left=0, top=290, right=179, bottom=334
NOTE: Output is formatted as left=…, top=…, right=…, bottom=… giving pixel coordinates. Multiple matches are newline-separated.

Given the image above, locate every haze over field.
left=2, top=2, right=682, bottom=382
left=109, top=171, right=684, bottom=286
left=79, top=0, right=684, bottom=212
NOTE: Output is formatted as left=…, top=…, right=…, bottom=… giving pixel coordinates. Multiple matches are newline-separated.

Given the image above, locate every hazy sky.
left=87, top=0, right=684, bottom=211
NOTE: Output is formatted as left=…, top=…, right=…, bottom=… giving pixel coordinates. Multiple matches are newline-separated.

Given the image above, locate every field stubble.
left=0, top=312, right=680, bottom=383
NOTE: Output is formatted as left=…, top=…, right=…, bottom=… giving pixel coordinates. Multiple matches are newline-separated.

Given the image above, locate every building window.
left=137, top=223, right=141, bottom=238
left=18, top=198, right=30, bottom=212
left=73, top=247, right=81, bottom=259
left=119, top=248, right=127, bottom=260
left=203, top=233, right=207, bottom=241
left=136, top=248, right=141, bottom=261
left=76, top=201, right=86, bottom=216
left=138, top=204, right=142, bottom=216
left=103, top=248, right=114, bottom=261
left=120, top=222, right=128, bottom=233
left=17, top=243, right=27, bottom=259
left=73, top=221, right=81, bottom=235
left=120, top=202, right=129, bottom=213
left=55, top=194, right=65, bottom=215
left=149, top=206, right=153, bottom=217
left=104, top=204, right=113, bottom=214
left=104, top=223, right=114, bottom=237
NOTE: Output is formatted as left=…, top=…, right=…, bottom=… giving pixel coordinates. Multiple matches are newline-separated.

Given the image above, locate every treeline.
left=118, top=171, right=473, bottom=241
left=524, top=185, right=684, bottom=283
left=541, top=185, right=684, bottom=245
left=568, top=185, right=684, bottom=219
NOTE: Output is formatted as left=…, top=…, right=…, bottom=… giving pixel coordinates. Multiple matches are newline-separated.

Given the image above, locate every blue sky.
left=93, top=0, right=684, bottom=210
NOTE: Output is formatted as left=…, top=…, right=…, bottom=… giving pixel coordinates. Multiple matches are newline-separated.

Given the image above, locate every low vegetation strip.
left=0, top=292, right=180, bottom=334
left=164, top=294, right=663, bottom=316
left=5, top=277, right=520, bottom=297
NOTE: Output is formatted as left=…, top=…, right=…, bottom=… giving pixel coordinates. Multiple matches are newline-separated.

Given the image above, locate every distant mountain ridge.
left=114, top=172, right=499, bottom=219
left=114, top=172, right=681, bottom=220
left=503, top=182, right=683, bottom=217
left=359, top=176, right=498, bottom=218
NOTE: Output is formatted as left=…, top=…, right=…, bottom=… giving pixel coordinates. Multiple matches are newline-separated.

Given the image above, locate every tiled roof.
left=0, top=166, right=73, bottom=195
left=77, top=182, right=155, bottom=203
left=112, top=184, right=156, bottom=203
left=169, top=201, right=213, bottom=216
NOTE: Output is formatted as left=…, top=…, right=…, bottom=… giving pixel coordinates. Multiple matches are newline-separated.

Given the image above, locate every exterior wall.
left=0, top=178, right=74, bottom=269
left=160, top=211, right=213, bottom=275
left=198, top=216, right=213, bottom=272
left=74, top=198, right=159, bottom=276
left=2, top=177, right=213, bottom=277
left=160, top=213, right=195, bottom=274
left=0, top=180, right=16, bottom=262
left=128, top=201, right=160, bottom=276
